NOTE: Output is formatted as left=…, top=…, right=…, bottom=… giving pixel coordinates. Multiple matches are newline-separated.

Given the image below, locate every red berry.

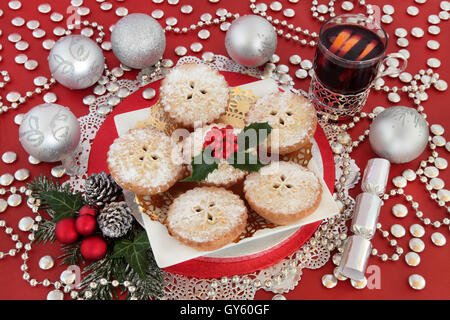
left=79, top=205, right=97, bottom=217
left=55, top=218, right=79, bottom=244
left=80, top=236, right=107, bottom=261
left=75, top=215, right=97, bottom=236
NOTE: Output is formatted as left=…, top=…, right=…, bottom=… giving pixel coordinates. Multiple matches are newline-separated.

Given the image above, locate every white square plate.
left=114, top=79, right=339, bottom=268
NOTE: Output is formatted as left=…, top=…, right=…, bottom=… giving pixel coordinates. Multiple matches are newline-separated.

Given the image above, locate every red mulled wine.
left=313, top=24, right=386, bottom=94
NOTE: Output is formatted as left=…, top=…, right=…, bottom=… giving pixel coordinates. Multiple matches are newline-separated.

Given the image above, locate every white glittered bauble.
left=19, top=104, right=81, bottom=163
left=225, top=15, right=277, bottom=67
left=369, top=106, right=429, bottom=164
left=111, top=13, right=166, bottom=69
left=48, top=35, right=105, bottom=90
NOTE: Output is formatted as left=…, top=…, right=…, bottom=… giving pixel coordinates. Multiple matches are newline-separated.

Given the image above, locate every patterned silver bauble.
left=19, top=104, right=80, bottom=163
left=225, top=15, right=277, bottom=67
left=369, top=106, right=429, bottom=164
left=111, top=13, right=166, bottom=69
left=48, top=35, right=105, bottom=90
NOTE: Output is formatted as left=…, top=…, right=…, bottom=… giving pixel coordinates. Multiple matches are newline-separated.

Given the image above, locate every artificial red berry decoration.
left=55, top=218, right=79, bottom=244
left=75, top=215, right=98, bottom=236
left=78, top=205, right=98, bottom=217
left=203, top=125, right=239, bottom=159
left=80, top=235, right=107, bottom=261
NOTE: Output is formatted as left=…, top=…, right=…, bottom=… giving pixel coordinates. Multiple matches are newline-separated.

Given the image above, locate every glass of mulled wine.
left=309, top=14, right=407, bottom=120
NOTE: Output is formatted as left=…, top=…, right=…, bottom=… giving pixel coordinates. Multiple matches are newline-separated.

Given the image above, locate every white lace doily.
left=65, top=55, right=358, bottom=300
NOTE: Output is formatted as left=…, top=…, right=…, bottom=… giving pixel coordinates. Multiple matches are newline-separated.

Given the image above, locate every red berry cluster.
left=203, top=125, right=239, bottom=160
left=54, top=205, right=107, bottom=261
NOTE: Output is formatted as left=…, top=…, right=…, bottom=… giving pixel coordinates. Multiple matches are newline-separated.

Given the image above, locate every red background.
left=0, top=0, right=449, bottom=300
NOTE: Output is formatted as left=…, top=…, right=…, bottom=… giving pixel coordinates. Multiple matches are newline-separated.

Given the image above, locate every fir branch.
left=27, top=175, right=72, bottom=219
left=34, top=219, right=56, bottom=245
left=58, top=243, right=85, bottom=267
left=27, top=174, right=70, bottom=197
left=78, top=250, right=165, bottom=300
left=125, top=251, right=165, bottom=300
left=79, top=256, right=119, bottom=300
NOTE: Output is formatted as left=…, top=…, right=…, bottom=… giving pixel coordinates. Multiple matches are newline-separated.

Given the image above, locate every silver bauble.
left=111, top=13, right=166, bottom=69
left=225, top=15, right=277, bottom=67
left=19, top=104, right=81, bottom=163
left=48, top=35, right=105, bottom=90
left=369, top=106, right=429, bottom=164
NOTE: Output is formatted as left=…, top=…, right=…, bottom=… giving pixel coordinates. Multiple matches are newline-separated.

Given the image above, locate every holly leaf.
left=126, top=243, right=149, bottom=279
left=111, top=239, right=133, bottom=259
left=228, top=151, right=268, bottom=172
left=133, top=231, right=150, bottom=251
left=111, top=232, right=150, bottom=279
left=182, top=147, right=219, bottom=182
left=40, top=190, right=85, bottom=223
left=237, top=122, right=272, bottom=151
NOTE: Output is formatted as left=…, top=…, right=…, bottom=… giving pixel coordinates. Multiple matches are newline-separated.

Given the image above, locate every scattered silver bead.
left=391, top=224, right=406, bottom=238
left=283, top=8, right=295, bottom=18
left=50, top=12, right=64, bottom=22
left=411, top=27, right=424, bottom=38
left=408, top=274, right=426, bottom=290
left=350, top=277, right=367, bottom=289
left=166, top=17, right=178, bottom=26
left=14, top=169, right=30, bottom=181
left=428, top=14, right=441, bottom=24
left=407, top=6, right=419, bottom=16
left=47, top=290, right=64, bottom=300
left=381, top=14, right=393, bottom=24
left=0, top=173, right=14, bottom=186
left=405, top=252, right=421, bottom=267
left=7, top=194, right=22, bottom=207
left=0, top=199, right=7, bottom=213
left=42, top=39, right=55, bottom=50
left=437, top=189, right=450, bottom=201
left=115, top=7, right=128, bottom=17
left=142, top=88, right=156, bottom=100
left=18, top=216, right=34, bottom=232
left=427, top=58, right=441, bottom=68
left=428, top=25, right=440, bottom=35
left=8, top=0, right=22, bottom=10
left=429, top=178, right=444, bottom=190
left=431, top=232, right=446, bottom=246
left=392, top=204, right=408, bottom=218
left=396, top=38, right=409, bottom=48
left=270, top=1, right=283, bottom=12
left=409, top=238, right=425, bottom=252
left=2, top=152, right=17, bottom=164
left=289, top=54, right=301, bottom=65
left=39, top=255, right=55, bottom=270
left=51, top=165, right=66, bottom=178
left=38, top=3, right=51, bottom=14
left=434, top=79, right=448, bottom=91
left=28, top=155, right=41, bottom=165
left=202, top=51, right=215, bottom=63
left=100, top=2, right=113, bottom=11
left=321, top=274, right=337, bottom=288
left=395, top=28, right=407, bottom=38
left=174, top=46, right=187, bottom=56
left=427, top=40, right=440, bottom=50
left=11, top=17, right=25, bottom=27
left=43, top=92, right=58, bottom=103
left=190, top=42, right=203, bottom=52
left=198, top=29, right=210, bottom=40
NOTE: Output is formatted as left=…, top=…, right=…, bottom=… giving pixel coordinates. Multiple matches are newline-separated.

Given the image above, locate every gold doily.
left=134, top=87, right=313, bottom=240
left=135, top=101, right=179, bottom=136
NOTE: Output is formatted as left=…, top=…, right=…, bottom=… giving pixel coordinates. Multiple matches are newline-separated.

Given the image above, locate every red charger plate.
left=88, top=71, right=335, bottom=278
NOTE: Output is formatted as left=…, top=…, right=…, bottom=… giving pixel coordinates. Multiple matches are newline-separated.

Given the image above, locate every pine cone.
left=97, top=201, right=133, bottom=238
left=84, top=172, right=123, bottom=207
